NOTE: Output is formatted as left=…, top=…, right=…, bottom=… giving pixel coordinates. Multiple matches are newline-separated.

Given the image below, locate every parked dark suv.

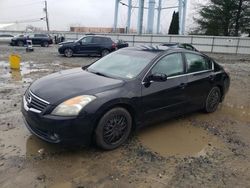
left=58, top=35, right=117, bottom=57
left=10, top=34, right=53, bottom=47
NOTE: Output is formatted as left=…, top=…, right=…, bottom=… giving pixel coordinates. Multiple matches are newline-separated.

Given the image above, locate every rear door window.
left=151, top=53, right=184, bottom=77
left=35, top=34, right=47, bottom=38
left=103, top=38, right=110, bottom=43
left=92, top=37, right=102, bottom=43
left=185, top=53, right=212, bottom=73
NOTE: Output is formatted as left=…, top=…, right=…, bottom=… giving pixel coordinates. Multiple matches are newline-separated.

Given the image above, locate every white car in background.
left=0, top=34, right=14, bottom=44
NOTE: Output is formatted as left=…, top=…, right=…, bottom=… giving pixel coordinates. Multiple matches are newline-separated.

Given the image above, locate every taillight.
left=112, top=43, right=116, bottom=48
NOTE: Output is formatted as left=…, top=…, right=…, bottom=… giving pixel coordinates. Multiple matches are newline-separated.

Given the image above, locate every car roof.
left=85, top=35, right=110, bottom=38
left=162, top=42, right=194, bottom=46
left=122, top=45, right=203, bottom=56
left=162, top=42, right=179, bottom=45
left=125, top=45, right=170, bottom=52
left=123, top=45, right=186, bottom=53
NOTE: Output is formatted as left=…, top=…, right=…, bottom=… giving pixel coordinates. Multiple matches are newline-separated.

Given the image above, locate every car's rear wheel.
left=95, top=107, right=132, bottom=150
left=42, top=41, right=49, bottom=47
left=101, top=49, right=109, bottom=57
left=204, top=86, right=221, bottom=113
left=17, top=40, right=24, bottom=47
left=64, top=48, right=73, bottom=57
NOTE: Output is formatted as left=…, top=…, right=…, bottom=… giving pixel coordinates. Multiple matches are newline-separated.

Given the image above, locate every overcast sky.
left=0, top=0, right=205, bottom=33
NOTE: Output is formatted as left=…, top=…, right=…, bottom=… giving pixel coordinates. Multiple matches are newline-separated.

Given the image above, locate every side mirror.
left=76, top=41, right=82, bottom=45
left=148, top=73, right=167, bottom=82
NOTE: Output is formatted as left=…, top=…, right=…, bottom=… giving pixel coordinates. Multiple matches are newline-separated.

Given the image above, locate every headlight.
left=51, top=95, right=96, bottom=116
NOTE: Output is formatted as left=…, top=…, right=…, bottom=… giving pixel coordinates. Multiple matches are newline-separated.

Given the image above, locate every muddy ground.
left=0, top=45, right=249, bottom=188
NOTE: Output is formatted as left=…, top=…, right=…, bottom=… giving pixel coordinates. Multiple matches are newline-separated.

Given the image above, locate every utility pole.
left=156, top=0, right=162, bottom=34
left=44, top=0, right=50, bottom=31
left=113, top=0, right=120, bottom=32
left=147, top=0, right=156, bottom=34
left=137, top=0, right=144, bottom=34
left=126, top=0, right=132, bottom=33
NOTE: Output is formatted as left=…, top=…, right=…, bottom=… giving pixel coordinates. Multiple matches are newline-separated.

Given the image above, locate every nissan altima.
left=22, top=46, right=230, bottom=150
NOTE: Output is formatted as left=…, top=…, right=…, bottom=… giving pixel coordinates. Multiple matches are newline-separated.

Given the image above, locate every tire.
left=95, top=107, right=132, bottom=150
left=64, top=48, right=73, bottom=57
left=17, top=40, right=24, bottom=47
left=42, top=41, right=49, bottom=47
left=204, top=86, right=221, bottom=113
left=101, top=49, right=110, bottom=57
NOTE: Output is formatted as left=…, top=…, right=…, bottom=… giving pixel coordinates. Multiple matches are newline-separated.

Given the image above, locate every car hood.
left=29, top=68, right=124, bottom=104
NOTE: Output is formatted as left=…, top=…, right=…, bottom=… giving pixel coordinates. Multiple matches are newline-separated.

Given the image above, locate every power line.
left=2, top=1, right=43, bottom=9
left=0, top=13, right=44, bottom=22
left=0, top=17, right=45, bottom=24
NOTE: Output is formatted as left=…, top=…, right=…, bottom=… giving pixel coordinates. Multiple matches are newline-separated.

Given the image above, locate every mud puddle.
left=0, top=61, right=49, bottom=81
left=0, top=126, right=65, bottom=158
left=194, top=104, right=250, bottom=123
left=138, top=119, right=224, bottom=157
left=221, top=103, right=250, bottom=122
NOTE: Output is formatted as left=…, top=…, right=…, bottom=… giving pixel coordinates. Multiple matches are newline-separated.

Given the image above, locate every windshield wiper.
left=89, top=70, right=110, bottom=78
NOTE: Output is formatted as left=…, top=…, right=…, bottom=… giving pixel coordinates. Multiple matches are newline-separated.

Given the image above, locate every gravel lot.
left=0, top=44, right=250, bottom=188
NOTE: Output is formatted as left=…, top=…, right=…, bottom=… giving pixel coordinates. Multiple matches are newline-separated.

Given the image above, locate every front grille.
left=25, top=90, right=49, bottom=112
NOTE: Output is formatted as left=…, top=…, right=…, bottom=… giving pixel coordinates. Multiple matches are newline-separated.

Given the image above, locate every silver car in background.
left=0, top=34, right=14, bottom=44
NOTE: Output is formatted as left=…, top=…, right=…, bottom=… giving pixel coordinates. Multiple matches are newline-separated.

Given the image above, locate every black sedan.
left=22, top=46, right=230, bottom=150
left=116, top=39, right=129, bottom=49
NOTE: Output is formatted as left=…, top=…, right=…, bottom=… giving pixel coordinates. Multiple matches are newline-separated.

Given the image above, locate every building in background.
left=70, top=26, right=129, bottom=33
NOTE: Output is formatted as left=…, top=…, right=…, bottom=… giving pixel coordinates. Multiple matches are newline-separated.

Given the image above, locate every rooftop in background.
left=70, top=26, right=137, bottom=33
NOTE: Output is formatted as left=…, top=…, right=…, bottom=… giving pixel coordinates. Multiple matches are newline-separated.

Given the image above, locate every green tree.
left=233, top=0, right=250, bottom=36
left=168, top=11, right=179, bottom=34
left=194, top=0, right=250, bottom=36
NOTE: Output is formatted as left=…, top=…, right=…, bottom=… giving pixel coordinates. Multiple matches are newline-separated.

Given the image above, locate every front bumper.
left=10, top=41, right=16, bottom=46
left=21, top=99, right=95, bottom=145
left=58, top=47, right=65, bottom=54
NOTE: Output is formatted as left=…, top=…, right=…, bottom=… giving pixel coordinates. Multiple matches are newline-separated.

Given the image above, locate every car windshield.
left=87, top=49, right=157, bottom=80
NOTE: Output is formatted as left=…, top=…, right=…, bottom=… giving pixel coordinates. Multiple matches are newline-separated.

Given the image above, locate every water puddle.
left=0, top=126, right=65, bottom=158
left=220, top=103, right=250, bottom=122
left=0, top=61, right=49, bottom=81
left=49, top=182, right=72, bottom=188
left=196, top=104, right=250, bottom=123
left=138, top=119, right=224, bottom=157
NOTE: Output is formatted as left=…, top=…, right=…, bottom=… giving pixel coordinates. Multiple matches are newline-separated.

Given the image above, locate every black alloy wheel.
left=17, top=40, right=24, bottom=47
left=95, top=107, right=132, bottom=150
left=101, top=49, right=110, bottom=57
left=42, top=41, right=49, bottom=47
left=64, top=48, right=73, bottom=57
left=205, top=86, right=221, bottom=113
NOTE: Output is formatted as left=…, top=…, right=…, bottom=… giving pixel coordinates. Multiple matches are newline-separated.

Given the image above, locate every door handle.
left=179, top=83, right=187, bottom=89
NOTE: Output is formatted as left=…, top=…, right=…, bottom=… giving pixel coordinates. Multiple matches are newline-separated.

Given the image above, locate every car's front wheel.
left=95, top=107, right=132, bottom=150
left=17, top=40, right=24, bottom=47
left=42, top=41, right=49, bottom=47
left=64, top=48, right=73, bottom=57
left=204, top=86, right=221, bottom=113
